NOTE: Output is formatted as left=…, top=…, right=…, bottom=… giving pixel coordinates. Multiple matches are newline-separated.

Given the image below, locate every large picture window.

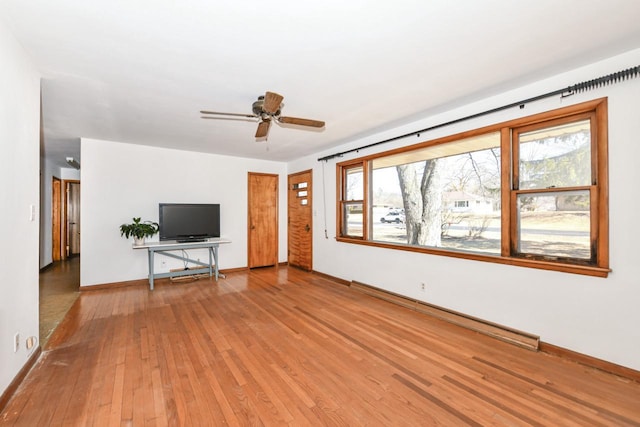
left=370, top=132, right=502, bottom=255
left=337, top=99, right=609, bottom=277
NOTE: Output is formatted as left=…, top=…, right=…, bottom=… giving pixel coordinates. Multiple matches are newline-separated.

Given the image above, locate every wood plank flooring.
left=2, top=266, right=640, bottom=426
left=39, top=257, right=80, bottom=348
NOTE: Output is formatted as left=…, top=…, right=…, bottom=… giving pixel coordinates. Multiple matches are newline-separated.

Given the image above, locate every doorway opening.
left=64, top=180, right=81, bottom=258
left=40, top=178, right=81, bottom=349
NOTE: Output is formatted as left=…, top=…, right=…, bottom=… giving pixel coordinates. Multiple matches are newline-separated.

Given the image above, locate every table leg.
left=148, top=249, right=154, bottom=290
left=213, top=245, right=219, bottom=280
left=208, top=247, right=213, bottom=278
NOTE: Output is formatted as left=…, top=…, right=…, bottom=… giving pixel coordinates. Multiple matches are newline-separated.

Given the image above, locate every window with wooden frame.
left=338, top=162, right=366, bottom=238
left=336, top=98, right=609, bottom=277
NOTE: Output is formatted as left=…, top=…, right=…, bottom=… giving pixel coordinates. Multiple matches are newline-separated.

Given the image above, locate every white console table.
left=134, top=238, right=231, bottom=290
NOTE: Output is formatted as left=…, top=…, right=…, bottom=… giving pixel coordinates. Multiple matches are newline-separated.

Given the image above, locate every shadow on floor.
left=39, top=256, right=80, bottom=349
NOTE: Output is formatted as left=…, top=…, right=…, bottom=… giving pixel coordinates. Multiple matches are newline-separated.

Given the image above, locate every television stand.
left=133, top=238, right=231, bottom=290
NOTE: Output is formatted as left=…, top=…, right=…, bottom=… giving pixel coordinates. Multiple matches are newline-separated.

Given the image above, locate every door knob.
left=305, top=224, right=310, bottom=232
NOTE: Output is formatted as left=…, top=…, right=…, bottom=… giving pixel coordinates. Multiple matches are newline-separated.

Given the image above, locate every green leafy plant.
left=119, top=217, right=159, bottom=240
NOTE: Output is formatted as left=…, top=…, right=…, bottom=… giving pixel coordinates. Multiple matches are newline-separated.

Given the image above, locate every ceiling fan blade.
left=262, top=92, right=284, bottom=114
left=255, top=120, right=271, bottom=138
left=201, top=116, right=259, bottom=123
left=200, top=110, right=258, bottom=118
left=278, top=116, right=325, bottom=128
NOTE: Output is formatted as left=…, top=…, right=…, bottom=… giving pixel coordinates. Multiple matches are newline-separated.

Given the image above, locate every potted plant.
left=119, top=217, right=159, bottom=246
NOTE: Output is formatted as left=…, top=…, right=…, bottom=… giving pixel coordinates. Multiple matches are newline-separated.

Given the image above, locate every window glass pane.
left=371, top=167, right=405, bottom=242
left=371, top=133, right=501, bottom=255
left=292, top=182, right=308, bottom=190
left=345, top=166, right=363, bottom=200
left=519, top=119, right=591, bottom=189
left=517, top=190, right=591, bottom=259
left=343, top=202, right=363, bottom=237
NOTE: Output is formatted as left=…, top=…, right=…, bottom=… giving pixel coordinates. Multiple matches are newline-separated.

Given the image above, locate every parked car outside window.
left=380, top=210, right=405, bottom=223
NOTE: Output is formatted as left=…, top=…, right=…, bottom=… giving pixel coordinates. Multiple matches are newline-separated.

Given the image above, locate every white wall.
left=80, top=139, right=287, bottom=286
left=60, top=168, right=80, bottom=181
left=290, top=48, right=640, bottom=371
left=0, top=21, right=41, bottom=394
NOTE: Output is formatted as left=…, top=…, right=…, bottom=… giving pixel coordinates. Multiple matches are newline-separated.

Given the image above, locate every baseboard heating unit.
left=350, top=281, right=540, bottom=351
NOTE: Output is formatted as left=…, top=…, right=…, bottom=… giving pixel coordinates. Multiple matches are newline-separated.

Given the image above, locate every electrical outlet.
left=26, top=336, right=37, bottom=350
left=420, top=282, right=426, bottom=292
left=14, top=333, right=19, bottom=352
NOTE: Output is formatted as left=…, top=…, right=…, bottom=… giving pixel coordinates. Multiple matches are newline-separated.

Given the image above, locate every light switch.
left=29, top=204, right=35, bottom=221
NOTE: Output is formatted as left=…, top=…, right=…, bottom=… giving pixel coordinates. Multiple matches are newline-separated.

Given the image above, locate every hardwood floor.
left=39, top=257, right=80, bottom=348
left=2, top=266, right=640, bottom=426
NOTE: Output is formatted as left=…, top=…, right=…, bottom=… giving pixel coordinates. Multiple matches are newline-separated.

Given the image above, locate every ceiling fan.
left=201, top=91, right=325, bottom=138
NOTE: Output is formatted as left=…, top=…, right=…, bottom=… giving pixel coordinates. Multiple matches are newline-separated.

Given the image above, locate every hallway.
left=39, top=257, right=80, bottom=349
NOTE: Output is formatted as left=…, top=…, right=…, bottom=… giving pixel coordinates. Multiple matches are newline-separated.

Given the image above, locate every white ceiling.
left=2, top=0, right=640, bottom=168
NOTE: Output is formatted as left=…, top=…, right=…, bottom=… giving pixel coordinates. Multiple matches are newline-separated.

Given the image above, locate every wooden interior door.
left=65, top=180, right=81, bottom=257
left=248, top=173, right=278, bottom=268
left=288, top=170, right=313, bottom=271
left=52, top=177, right=62, bottom=261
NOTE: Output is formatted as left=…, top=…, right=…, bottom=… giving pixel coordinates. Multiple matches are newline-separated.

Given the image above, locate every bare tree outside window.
left=371, top=133, right=501, bottom=254
left=397, top=160, right=442, bottom=246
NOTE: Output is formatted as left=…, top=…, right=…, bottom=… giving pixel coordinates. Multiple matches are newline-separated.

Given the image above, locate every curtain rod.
left=317, top=65, right=639, bottom=162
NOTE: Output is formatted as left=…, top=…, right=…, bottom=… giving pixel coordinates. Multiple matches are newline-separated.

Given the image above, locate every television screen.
left=159, top=203, right=220, bottom=242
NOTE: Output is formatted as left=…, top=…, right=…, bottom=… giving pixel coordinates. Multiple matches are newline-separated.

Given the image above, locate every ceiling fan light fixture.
left=252, top=98, right=264, bottom=116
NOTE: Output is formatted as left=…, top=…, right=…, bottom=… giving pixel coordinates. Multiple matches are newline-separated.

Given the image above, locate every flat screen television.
left=159, top=203, right=220, bottom=242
